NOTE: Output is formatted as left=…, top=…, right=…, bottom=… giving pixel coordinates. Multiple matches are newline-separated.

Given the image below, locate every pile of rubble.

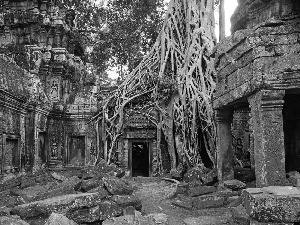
left=171, top=167, right=246, bottom=208
left=169, top=166, right=252, bottom=224
left=0, top=160, right=142, bottom=225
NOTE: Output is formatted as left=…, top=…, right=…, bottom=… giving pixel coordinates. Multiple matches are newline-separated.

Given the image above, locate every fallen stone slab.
left=183, top=166, right=207, bottom=183
left=201, top=171, right=218, bottom=186
left=51, top=172, right=67, bottom=182
left=188, top=186, right=216, bottom=197
left=107, top=167, right=126, bottom=178
left=175, top=182, right=188, bottom=195
left=11, top=192, right=104, bottom=219
left=223, top=179, right=246, bottom=191
left=0, top=206, right=10, bottom=216
left=10, top=182, right=57, bottom=202
left=86, top=186, right=109, bottom=199
left=111, top=195, right=142, bottom=209
left=15, top=177, right=81, bottom=203
left=147, top=213, right=168, bottom=225
left=242, top=186, right=300, bottom=223
left=102, top=216, right=133, bottom=225
left=0, top=175, right=21, bottom=192
left=188, top=180, right=204, bottom=189
left=103, top=176, right=133, bottom=195
left=171, top=198, right=193, bottom=209
left=66, top=200, right=122, bottom=223
left=80, top=179, right=104, bottom=192
left=231, top=204, right=250, bottom=225
left=0, top=215, right=30, bottom=225
left=183, top=214, right=232, bottom=225
left=172, top=193, right=194, bottom=209
left=45, top=213, right=78, bottom=225
left=192, top=194, right=226, bottom=209
left=102, top=210, right=165, bottom=225
left=250, top=219, right=293, bottom=225
left=98, top=200, right=123, bottom=221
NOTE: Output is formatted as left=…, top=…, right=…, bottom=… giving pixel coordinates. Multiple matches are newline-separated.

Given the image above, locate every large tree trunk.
left=98, top=0, right=216, bottom=172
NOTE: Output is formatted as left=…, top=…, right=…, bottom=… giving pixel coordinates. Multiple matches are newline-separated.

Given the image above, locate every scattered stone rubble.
left=0, top=159, right=142, bottom=225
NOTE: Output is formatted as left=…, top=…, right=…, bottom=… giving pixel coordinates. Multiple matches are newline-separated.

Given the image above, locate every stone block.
left=183, top=214, right=232, bottom=225
left=80, top=179, right=104, bottom=192
left=103, top=176, right=133, bottom=195
left=98, top=200, right=123, bottom=221
left=171, top=197, right=193, bottom=209
left=45, top=213, right=77, bottom=225
left=231, top=205, right=250, bottom=225
left=11, top=192, right=104, bottom=219
left=86, top=186, right=109, bottom=199
left=111, top=195, right=142, bottom=209
left=183, top=166, right=209, bottom=183
left=223, top=179, right=246, bottom=191
left=250, top=219, right=293, bottom=225
left=192, top=194, right=226, bottom=209
left=187, top=186, right=216, bottom=197
left=0, top=215, right=30, bottom=225
left=51, top=172, right=67, bottom=182
left=242, top=186, right=300, bottom=223
left=201, top=171, right=217, bottom=186
left=175, top=182, right=188, bottom=195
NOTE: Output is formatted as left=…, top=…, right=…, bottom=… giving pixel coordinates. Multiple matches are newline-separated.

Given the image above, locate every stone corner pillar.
left=215, top=108, right=234, bottom=182
left=248, top=90, right=286, bottom=187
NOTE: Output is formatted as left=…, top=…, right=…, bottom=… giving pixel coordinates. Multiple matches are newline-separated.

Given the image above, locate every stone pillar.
left=215, top=109, right=234, bottom=181
left=248, top=90, right=286, bottom=187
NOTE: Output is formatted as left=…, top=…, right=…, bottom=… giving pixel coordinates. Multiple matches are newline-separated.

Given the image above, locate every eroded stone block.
left=242, top=186, right=300, bottom=223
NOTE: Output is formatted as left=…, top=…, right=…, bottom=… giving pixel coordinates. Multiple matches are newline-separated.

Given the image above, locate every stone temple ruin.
left=0, top=0, right=98, bottom=174
left=214, top=0, right=300, bottom=187
left=2, top=0, right=300, bottom=224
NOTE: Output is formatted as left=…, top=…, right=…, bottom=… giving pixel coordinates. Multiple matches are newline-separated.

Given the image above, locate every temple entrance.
left=68, top=136, right=85, bottom=166
left=3, top=138, right=19, bottom=173
left=131, top=141, right=150, bottom=177
left=283, top=92, right=300, bottom=172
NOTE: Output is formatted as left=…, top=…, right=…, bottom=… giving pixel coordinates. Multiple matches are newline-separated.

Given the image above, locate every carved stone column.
left=215, top=108, right=234, bottom=181
left=248, top=90, right=286, bottom=187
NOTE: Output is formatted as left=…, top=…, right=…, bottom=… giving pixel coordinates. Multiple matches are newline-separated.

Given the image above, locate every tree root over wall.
left=94, top=0, right=217, bottom=175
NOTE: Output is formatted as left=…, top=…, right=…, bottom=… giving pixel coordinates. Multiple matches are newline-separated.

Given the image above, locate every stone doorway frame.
left=1, top=134, right=21, bottom=174
left=128, top=139, right=152, bottom=177
left=66, top=135, right=87, bottom=166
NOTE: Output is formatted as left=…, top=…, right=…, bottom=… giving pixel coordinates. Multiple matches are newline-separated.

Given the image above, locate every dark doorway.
left=132, top=142, right=149, bottom=177
left=283, top=93, right=300, bottom=172
left=4, top=138, right=19, bottom=173
left=38, top=132, right=47, bottom=164
left=68, top=136, right=85, bottom=166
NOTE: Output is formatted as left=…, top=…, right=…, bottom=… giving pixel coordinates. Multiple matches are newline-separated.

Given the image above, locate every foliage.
left=56, top=0, right=166, bottom=79
left=90, top=0, right=166, bottom=75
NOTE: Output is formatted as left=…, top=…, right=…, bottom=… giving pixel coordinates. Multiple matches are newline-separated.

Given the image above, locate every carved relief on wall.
left=49, top=77, right=60, bottom=101
left=232, top=109, right=251, bottom=168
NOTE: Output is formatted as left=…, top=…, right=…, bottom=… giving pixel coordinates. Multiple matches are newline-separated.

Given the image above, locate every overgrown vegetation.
left=95, top=0, right=217, bottom=174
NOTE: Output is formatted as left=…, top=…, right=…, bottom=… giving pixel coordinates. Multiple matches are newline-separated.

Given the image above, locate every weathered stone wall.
left=0, top=1, right=98, bottom=173
left=213, top=17, right=300, bottom=109
left=213, top=0, right=300, bottom=186
left=231, top=0, right=300, bottom=33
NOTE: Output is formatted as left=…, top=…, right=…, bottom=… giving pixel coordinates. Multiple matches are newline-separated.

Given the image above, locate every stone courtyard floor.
left=130, top=177, right=239, bottom=225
